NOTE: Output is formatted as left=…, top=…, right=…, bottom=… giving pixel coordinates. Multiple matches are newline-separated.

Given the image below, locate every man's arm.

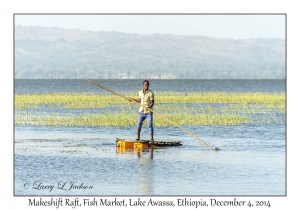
left=147, top=100, right=154, bottom=108
left=128, top=98, right=141, bottom=103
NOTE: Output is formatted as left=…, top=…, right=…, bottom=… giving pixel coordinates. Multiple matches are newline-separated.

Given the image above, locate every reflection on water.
left=116, top=147, right=154, bottom=195
left=136, top=148, right=154, bottom=195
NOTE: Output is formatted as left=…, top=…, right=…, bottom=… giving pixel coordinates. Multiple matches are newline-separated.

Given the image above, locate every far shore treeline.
left=15, top=26, right=285, bottom=80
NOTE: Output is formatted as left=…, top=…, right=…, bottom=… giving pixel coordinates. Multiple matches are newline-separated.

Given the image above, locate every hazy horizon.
left=14, top=14, right=286, bottom=40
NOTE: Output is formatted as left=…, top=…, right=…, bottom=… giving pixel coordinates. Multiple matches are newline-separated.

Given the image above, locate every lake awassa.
left=14, top=79, right=286, bottom=195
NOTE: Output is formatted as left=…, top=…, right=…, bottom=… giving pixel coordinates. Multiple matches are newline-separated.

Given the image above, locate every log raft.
left=116, top=138, right=182, bottom=149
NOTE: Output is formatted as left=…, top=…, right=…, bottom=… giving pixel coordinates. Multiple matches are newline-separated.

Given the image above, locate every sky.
left=14, top=14, right=286, bottom=40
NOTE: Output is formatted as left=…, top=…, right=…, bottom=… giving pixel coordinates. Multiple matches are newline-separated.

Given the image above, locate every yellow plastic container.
left=134, top=142, right=149, bottom=149
left=117, top=140, right=135, bottom=149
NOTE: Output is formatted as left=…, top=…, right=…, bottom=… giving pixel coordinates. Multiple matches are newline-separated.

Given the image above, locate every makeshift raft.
left=116, top=138, right=182, bottom=149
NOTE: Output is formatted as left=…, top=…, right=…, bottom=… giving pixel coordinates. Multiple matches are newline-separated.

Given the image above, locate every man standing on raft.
left=129, top=80, right=154, bottom=141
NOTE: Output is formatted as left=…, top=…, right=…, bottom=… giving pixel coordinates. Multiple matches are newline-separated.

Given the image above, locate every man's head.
left=143, top=80, right=149, bottom=91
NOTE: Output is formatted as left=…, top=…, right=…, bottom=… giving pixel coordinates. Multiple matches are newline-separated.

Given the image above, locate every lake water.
left=14, top=79, right=286, bottom=196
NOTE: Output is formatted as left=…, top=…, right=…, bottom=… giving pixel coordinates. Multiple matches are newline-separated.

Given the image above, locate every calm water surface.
left=14, top=80, right=286, bottom=196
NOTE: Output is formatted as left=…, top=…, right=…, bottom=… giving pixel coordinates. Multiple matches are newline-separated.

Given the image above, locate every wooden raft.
left=116, top=138, right=182, bottom=149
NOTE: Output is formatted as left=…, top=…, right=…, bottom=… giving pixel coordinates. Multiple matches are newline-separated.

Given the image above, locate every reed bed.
left=14, top=91, right=285, bottom=127
left=15, top=93, right=117, bottom=109
left=155, top=103, right=286, bottom=115
left=15, top=92, right=285, bottom=109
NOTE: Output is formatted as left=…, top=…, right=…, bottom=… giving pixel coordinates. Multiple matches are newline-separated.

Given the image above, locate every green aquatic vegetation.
left=15, top=92, right=285, bottom=109
left=14, top=91, right=285, bottom=127
left=14, top=92, right=129, bottom=109
left=156, top=91, right=285, bottom=104
left=155, top=103, right=285, bottom=115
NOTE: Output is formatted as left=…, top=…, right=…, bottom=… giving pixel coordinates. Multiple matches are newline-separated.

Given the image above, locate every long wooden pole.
left=88, top=80, right=215, bottom=150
